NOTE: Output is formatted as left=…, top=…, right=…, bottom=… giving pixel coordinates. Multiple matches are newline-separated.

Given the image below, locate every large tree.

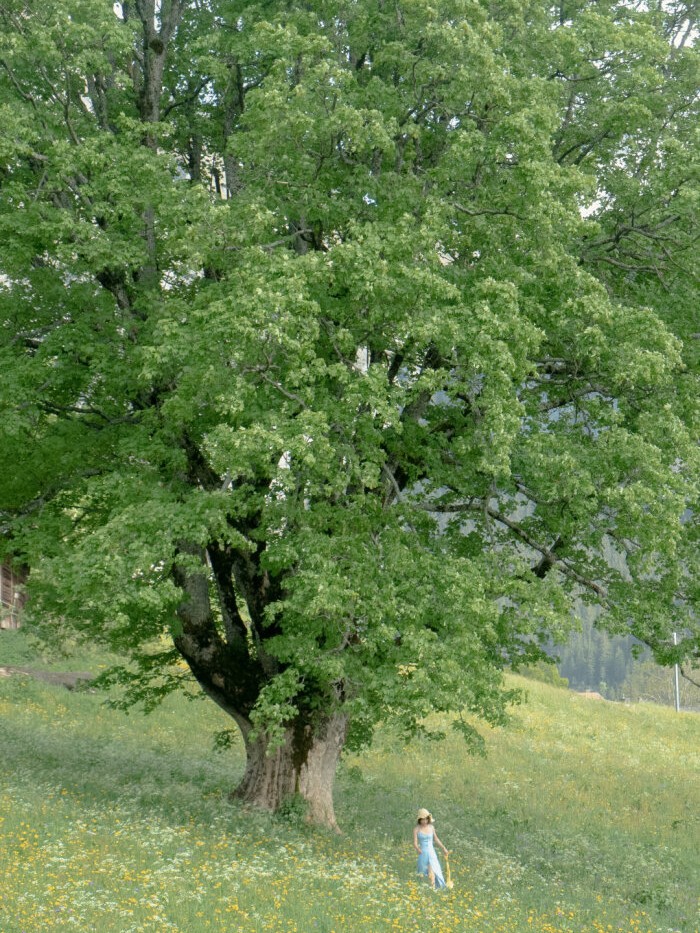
left=1, top=0, right=698, bottom=828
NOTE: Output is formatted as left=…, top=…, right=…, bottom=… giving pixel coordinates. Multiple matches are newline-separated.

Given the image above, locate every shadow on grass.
left=0, top=675, right=247, bottom=827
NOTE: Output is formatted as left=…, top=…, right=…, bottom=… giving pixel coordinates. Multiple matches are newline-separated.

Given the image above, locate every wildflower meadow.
left=0, top=631, right=697, bottom=933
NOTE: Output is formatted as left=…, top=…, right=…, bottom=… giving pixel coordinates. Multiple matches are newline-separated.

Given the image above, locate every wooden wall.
left=0, top=563, right=27, bottom=629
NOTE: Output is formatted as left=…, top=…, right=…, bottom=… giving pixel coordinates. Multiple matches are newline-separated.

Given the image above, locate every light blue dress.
left=416, top=830, right=446, bottom=888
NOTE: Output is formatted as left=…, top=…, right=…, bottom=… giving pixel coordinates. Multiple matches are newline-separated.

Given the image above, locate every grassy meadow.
left=0, top=630, right=697, bottom=933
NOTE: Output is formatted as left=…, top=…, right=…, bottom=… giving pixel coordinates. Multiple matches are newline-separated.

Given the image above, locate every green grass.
left=0, top=629, right=697, bottom=933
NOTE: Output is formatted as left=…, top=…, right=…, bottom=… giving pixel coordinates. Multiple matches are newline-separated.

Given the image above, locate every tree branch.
left=452, top=201, right=525, bottom=221
left=419, top=498, right=608, bottom=600
left=680, top=665, right=700, bottom=689
left=381, top=463, right=403, bottom=505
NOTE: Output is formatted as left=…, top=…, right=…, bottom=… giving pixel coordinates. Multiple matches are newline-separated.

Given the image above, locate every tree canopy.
left=1, top=0, right=698, bottom=827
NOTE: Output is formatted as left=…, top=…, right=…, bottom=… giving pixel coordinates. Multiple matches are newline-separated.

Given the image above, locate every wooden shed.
left=0, top=562, right=27, bottom=629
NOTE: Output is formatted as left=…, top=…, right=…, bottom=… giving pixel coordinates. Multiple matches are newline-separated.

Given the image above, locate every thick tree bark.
left=233, top=712, right=348, bottom=832
left=222, top=61, right=245, bottom=197
left=134, top=0, right=183, bottom=126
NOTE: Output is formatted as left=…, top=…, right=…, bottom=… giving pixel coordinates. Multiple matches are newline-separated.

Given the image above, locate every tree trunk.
left=233, top=712, right=348, bottom=832
left=172, top=542, right=347, bottom=830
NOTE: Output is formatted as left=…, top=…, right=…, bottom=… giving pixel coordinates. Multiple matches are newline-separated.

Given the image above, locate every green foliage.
left=275, top=792, right=310, bottom=826
left=0, top=629, right=40, bottom=667
left=518, top=659, right=569, bottom=689
left=0, top=0, right=698, bottom=802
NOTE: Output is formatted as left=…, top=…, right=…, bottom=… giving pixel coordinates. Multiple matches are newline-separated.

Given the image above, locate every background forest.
left=547, top=615, right=700, bottom=708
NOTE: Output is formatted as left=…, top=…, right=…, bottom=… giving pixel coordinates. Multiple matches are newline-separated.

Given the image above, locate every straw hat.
left=416, top=808, right=432, bottom=821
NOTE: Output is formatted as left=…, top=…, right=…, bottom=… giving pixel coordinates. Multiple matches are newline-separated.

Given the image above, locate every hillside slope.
left=0, top=632, right=697, bottom=932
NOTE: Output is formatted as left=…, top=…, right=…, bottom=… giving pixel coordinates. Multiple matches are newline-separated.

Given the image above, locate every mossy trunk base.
left=233, top=714, right=348, bottom=832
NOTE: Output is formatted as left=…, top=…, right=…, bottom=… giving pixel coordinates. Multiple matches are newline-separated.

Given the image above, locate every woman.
left=413, top=808, right=449, bottom=889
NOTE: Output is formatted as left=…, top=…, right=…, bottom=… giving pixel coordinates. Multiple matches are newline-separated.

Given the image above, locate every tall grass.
left=0, top=630, right=697, bottom=933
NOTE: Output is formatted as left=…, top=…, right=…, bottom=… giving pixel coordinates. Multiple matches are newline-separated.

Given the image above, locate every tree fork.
left=172, top=542, right=263, bottom=714
left=173, top=542, right=348, bottom=830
